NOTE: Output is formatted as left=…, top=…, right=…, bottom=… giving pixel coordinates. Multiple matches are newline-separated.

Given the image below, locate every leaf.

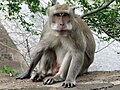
left=104, top=0, right=110, bottom=3
left=0, top=65, right=21, bottom=76
left=116, top=0, right=120, bottom=4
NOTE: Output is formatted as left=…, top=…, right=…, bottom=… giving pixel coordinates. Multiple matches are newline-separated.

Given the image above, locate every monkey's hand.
left=62, top=80, right=76, bottom=88
left=32, top=73, right=45, bottom=82
left=43, top=75, right=64, bottom=85
left=16, top=72, right=31, bottom=79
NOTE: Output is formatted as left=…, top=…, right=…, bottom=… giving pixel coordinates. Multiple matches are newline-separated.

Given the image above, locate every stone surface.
left=0, top=53, right=13, bottom=61
left=0, top=21, right=27, bottom=70
left=0, top=61, right=21, bottom=71
left=0, top=71, right=120, bottom=90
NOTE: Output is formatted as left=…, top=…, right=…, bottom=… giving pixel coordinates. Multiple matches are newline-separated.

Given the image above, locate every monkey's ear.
left=47, top=8, right=50, bottom=16
left=47, top=7, right=54, bottom=16
left=47, top=2, right=59, bottom=16
left=69, top=6, right=80, bottom=15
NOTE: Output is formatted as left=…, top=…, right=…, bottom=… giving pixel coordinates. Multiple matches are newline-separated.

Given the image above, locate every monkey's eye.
left=54, top=13, right=60, bottom=16
left=63, top=13, right=69, bottom=16
left=52, top=20, right=55, bottom=23
left=67, top=20, right=71, bottom=23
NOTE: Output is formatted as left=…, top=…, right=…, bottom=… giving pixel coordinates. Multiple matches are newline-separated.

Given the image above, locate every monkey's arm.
left=62, top=52, right=84, bottom=88
left=16, top=43, right=43, bottom=79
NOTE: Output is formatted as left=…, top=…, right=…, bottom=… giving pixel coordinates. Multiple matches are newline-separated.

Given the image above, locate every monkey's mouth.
left=57, top=31, right=64, bottom=35
left=57, top=30, right=65, bottom=32
left=55, top=30, right=67, bottom=36
left=56, top=29, right=68, bottom=32
left=57, top=30, right=68, bottom=33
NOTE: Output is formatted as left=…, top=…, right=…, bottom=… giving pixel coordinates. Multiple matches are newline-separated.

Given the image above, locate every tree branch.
left=81, top=0, right=115, bottom=18
left=95, top=40, right=115, bottom=53
left=88, top=18, right=120, bottom=42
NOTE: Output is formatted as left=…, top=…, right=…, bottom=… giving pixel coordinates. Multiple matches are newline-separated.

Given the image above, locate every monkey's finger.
left=46, top=79, right=52, bottom=84
left=62, top=82, right=68, bottom=88
left=68, top=83, right=71, bottom=88
left=16, top=75, right=22, bottom=79
left=43, top=79, right=48, bottom=85
left=43, top=78, right=54, bottom=85
left=69, top=83, right=76, bottom=88
left=64, top=83, right=68, bottom=88
left=32, top=74, right=39, bottom=82
left=62, top=82, right=76, bottom=88
left=62, top=83, right=65, bottom=86
left=49, top=79, right=54, bottom=84
left=37, top=75, right=44, bottom=81
left=16, top=73, right=31, bottom=80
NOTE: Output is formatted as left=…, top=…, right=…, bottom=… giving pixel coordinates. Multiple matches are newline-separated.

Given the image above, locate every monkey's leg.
left=16, top=44, right=43, bottom=79
left=62, top=52, right=84, bottom=88
left=43, top=52, right=71, bottom=85
left=32, top=56, right=48, bottom=82
left=32, top=50, right=55, bottom=82
left=80, top=53, right=91, bottom=74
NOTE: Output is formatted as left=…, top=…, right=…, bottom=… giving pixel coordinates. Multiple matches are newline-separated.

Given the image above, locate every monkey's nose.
left=60, top=24, right=64, bottom=26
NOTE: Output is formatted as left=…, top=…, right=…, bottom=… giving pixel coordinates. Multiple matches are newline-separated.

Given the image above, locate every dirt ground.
left=0, top=71, right=120, bottom=90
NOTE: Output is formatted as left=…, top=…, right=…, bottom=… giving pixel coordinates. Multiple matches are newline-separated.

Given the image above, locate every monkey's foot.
left=16, top=72, right=31, bottom=79
left=43, top=78, right=55, bottom=85
left=32, top=73, right=45, bottom=82
left=43, top=75, right=64, bottom=85
left=62, top=81, right=76, bottom=88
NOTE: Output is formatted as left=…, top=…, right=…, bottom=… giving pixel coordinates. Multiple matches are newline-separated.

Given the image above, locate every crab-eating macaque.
left=16, top=3, right=96, bottom=88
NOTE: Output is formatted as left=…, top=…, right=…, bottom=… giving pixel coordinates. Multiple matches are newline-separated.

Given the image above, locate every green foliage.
left=0, top=0, right=49, bottom=35
left=87, top=8, right=120, bottom=41
left=0, top=65, right=21, bottom=76
left=27, top=0, right=40, bottom=13
left=0, top=0, right=120, bottom=41
left=65, top=0, right=120, bottom=41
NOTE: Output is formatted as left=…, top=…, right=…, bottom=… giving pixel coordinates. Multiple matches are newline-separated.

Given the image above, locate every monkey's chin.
left=55, top=31, right=67, bottom=37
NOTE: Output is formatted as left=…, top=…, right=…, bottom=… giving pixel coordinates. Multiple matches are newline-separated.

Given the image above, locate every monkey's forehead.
left=52, top=10, right=70, bottom=14
left=55, top=3, right=69, bottom=10
left=49, top=3, right=69, bottom=11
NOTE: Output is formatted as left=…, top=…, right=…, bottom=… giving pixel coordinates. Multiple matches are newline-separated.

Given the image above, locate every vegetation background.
left=0, top=0, right=119, bottom=70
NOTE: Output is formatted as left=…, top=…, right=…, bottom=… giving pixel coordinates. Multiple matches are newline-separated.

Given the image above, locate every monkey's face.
left=50, top=12, right=73, bottom=36
left=48, top=3, right=74, bottom=36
